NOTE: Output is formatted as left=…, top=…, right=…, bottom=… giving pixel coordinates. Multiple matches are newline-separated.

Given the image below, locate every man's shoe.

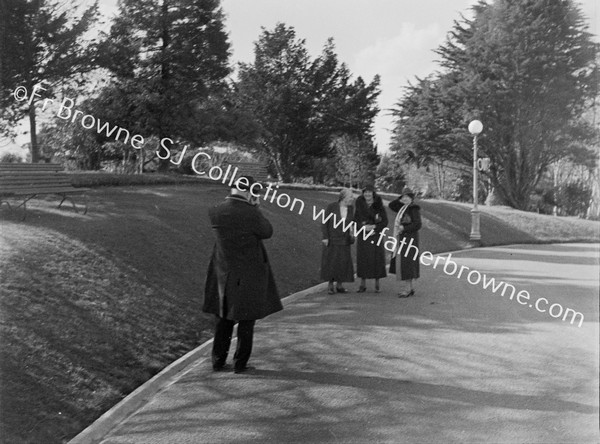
left=234, top=365, right=256, bottom=374
left=213, top=363, right=232, bottom=372
left=336, top=287, right=347, bottom=293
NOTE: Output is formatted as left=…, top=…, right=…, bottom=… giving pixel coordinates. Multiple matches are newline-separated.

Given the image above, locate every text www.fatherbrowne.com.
left=313, top=208, right=585, bottom=328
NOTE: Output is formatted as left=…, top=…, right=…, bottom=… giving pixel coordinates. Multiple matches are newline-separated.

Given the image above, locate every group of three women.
left=320, top=185, right=422, bottom=297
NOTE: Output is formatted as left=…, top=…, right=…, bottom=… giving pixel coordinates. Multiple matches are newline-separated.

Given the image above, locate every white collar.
left=226, top=194, right=251, bottom=204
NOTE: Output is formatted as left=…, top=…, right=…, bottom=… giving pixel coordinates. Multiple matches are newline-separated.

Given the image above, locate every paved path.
left=77, top=244, right=599, bottom=444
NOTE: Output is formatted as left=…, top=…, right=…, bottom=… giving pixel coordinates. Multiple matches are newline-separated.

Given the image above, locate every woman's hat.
left=362, top=183, right=375, bottom=193
left=400, top=186, right=415, bottom=199
left=338, top=187, right=354, bottom=201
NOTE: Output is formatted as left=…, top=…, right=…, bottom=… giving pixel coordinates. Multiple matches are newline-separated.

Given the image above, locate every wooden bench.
left=0, top=163, right=89, bottom=220
left=222, top=161, right=274, bottom=184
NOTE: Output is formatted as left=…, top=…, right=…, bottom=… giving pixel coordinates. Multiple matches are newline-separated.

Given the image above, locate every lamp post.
left=468, top=120, right=483, bottom=245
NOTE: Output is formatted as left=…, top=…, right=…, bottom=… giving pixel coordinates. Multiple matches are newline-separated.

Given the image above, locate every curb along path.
left=68, top=283, right=328, bottom=444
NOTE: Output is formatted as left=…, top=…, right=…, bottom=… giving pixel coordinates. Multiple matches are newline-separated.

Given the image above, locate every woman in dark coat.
left=389, top=186, right=422, bottom=298
left=320, top=188, right=355, bottom=294
left=353, top=184, right=388, bottom=292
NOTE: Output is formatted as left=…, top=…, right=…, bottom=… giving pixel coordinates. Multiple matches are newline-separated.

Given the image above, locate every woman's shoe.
left=357, top=286, right=367, bottom=293
left=408, top=289, right=415, bottom=297
left=336, top=287, right=348, bottom=293
left=398, top=292, right=410, bottom=298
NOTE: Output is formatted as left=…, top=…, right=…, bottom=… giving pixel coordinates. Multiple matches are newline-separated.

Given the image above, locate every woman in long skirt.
left=389, top=187, right=422, bottom=297
left=320, top=188, right=355, bottom=294
left=354, top=184, right=388, bottom=292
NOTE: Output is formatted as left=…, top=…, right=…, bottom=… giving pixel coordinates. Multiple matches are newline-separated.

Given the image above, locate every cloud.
left=351, top=22, right=446, bottom=151
left=353, top=22, right=444, bottom=89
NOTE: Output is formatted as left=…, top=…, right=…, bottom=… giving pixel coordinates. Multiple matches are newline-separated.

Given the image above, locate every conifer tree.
left=393, top=0, right=598, bottom=209
left=237, top=24, right=380, bottom=181
left=0, top=0, right=98, bottom=162
left=99, top=0, right=231, bottom=171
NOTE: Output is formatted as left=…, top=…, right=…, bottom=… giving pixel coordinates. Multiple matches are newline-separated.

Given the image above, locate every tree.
left=391, top=74, right=468, bottom=167
left=309, top=40, right=380, bottom=151
left=37, top=111, right=104, bottom=170
left=0, top=0, right=98, bottom=162
left=392, top=0, right=599, bottom=210
left=236, top=24, right=380, bottom=181
left=98, top=0, right=231, bottom=170
left=375, top=154, right=406, bottom=193
left=332, top=134, right=379, bottom=188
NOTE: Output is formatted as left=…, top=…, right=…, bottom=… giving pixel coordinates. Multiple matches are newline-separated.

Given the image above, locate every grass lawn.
left=0, top=182, right=598, bottom=443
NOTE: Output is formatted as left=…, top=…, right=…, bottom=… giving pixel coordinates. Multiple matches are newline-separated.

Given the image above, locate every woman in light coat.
left=320, top=188, right=355, bottom=294
left=389, top=187, right=422, bottom=297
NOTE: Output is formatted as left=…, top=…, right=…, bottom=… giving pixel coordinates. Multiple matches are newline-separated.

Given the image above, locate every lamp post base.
left=468, top=238, right=482, bottom=248
left=469, top=208, right=481, bottom=247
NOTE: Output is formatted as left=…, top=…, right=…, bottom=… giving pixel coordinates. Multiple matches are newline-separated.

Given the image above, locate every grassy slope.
left=420, top=198, right=599, bottom=250
left=0, top=184, right=598, bottom=443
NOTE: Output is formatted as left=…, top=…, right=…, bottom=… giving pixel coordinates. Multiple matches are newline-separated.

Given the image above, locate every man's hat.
left=231, top=175, right=255, bottom=191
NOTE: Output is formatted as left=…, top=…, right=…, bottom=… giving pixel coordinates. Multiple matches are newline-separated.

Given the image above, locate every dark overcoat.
left=320, top=201, right=355, bottom=282
left=203, top=194, right=282, bottom=321
left=353, top=195, right=388, bottom=279
left=389, top=199, right=422, bottom=280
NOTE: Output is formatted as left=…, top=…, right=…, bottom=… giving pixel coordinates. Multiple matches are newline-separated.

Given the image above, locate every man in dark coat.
left=203, top=176, right=282, bottom=373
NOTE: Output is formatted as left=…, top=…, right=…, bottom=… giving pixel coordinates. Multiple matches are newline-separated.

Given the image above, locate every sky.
left=3, top=0, right=598, bottom=156
left=217, top=0, right=598, bottom=153
left=218, top=0, right=478, bottom=153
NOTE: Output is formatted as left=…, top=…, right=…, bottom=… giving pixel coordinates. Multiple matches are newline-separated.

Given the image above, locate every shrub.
left=0, top=152, right=24, bottom=163
left=557, top=181, right=593, bottom=217
left=375, top=154, right=405, bottom=193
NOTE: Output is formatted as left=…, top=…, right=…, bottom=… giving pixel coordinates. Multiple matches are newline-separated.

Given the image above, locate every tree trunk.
left=0, top=3, right=4, bottom=96
left=29, top=104, right=40, bottom=163
left=587, top=164, right=600, bottom=219
left=272, top=153, right=286, bottom=182
left=156, top=0, right=171, bottom=173
left=552, top=163, right=559, bottom=216
left=139, top=148, right=145, bottom=174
